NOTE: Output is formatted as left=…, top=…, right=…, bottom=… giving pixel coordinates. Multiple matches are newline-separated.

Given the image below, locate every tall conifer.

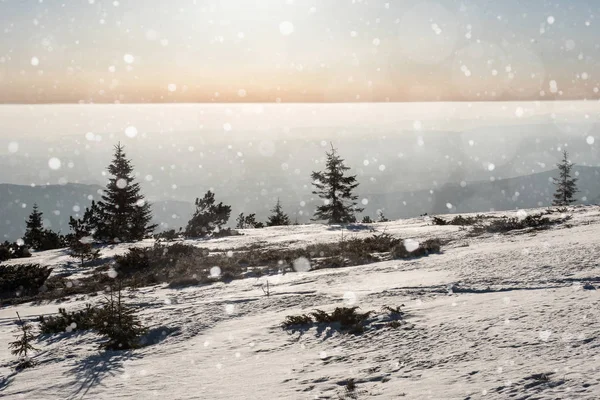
left=311, top=144, right=363, bottom=223
left=552, top=150, right=578, bottom=206
left=96, top=143, right=156, bottom=242
left=23, top=204, right=44, bottom=250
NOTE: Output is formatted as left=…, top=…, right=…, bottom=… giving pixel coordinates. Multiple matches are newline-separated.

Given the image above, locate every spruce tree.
left=96, top=143, right=156, bottom=242
left=23, top=204, right=44, bottom=250
left=552, top=150, right=578, bottom=206
left=311, top=144, right=363, bottom=223
left=185, top=191, right=231, bottom=237
left=266, top=198, right=290, bottom=226
left=9, top=312, right=37, bottom=370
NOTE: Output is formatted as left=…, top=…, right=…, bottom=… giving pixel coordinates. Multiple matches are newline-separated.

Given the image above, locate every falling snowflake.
left=279, top=21, right=294, bottom=36
left=292, top=257, right=311, bottom=272
left=125, top=126, right=138, bottom=138
left=515, top=107, right=524, bottom=117
left=7, top=142, right=19, bottom=153
left=48, top=157, right=61, bottom=170
left=123, top=54, right=135, bottom=64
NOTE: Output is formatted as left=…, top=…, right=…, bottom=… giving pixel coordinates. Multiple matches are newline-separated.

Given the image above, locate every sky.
left=0, top=0, right=599, bottom=103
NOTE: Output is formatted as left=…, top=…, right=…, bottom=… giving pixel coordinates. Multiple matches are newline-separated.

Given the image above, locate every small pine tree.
left=95, top=281, right=146, bottom=350
left=96, top=143, right=156, bottom=242
left=311, top=144, right=363, bottom=223
left=236, top=213, right=265, bottom=229
left=266, top=198, right=290, bottom=226
left=244, top=213, right=264, bottom=229
left=552, top=150, right=578, bottom=206
left=69, top=202, right=101, bottom=266
left=9, top=312, right=37, bottom=370
left=362, top=216, right=373, bottom=224
left=70, top=201, right=100, bottom=237
left=185, top=191, right=232, bottom=237
left=23, top=204, right=44, bottom=250
left=69, top=236, right=100, bottom=267
left=235, top=213, right=246, bottom=229
left=38, top=229, right=66, bottom=251
left=377, top=210, right=389, bottom=222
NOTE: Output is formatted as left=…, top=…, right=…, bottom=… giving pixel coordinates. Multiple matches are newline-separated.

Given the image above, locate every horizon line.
left=1, top=99, right=599, bottom=107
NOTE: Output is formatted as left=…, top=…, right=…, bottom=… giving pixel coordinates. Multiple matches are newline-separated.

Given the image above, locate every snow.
left=47, top=158, right=61, bottom=171
left=116, top=178, right=127, bottom=189
left=2, top=206, right=600, bottom=398
left=279, top=21, right=294, bottom=36
left=7, top=142, right=18, bottom=153
left=124, top=126, right=138, bottom=138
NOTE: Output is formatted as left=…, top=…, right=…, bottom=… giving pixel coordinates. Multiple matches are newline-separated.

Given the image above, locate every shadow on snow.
left=67, top=350, right=142, bottom=400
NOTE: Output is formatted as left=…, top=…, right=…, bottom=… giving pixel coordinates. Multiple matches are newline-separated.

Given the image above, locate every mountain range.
left=2, top=166, right=599, bottom=241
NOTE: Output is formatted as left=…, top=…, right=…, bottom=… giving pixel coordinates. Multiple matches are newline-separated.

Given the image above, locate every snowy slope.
left=1, top=206, right=600, bottom=399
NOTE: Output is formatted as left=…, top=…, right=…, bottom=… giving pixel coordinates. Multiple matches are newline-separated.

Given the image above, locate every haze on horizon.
left=1, top=100, right=598, bottom=188
left=1, top=0, right=599, bottom=104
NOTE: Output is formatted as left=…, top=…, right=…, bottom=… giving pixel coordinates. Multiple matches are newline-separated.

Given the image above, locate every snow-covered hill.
left=1, top=206, right=600, bottom=399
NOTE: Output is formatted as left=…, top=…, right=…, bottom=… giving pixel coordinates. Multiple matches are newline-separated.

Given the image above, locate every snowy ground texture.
left=2, top=206, right=600, bottom=399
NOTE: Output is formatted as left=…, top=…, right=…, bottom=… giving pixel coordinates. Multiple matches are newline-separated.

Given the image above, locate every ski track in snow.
left=1, top=206, right=600, bottom=399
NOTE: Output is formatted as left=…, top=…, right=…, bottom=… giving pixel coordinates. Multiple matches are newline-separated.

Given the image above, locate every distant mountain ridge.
left=1, top=166, right=599, bottom=241
left=0, top=183, right=103, bottom=241
left=365, top=165, right=600, bottom=218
